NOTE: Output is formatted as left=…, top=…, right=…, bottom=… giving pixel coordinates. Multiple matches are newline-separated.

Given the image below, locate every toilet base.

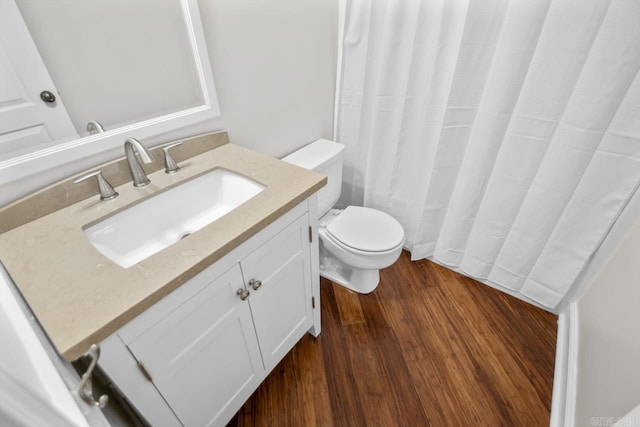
left=319, top=250, right=380, bottom=294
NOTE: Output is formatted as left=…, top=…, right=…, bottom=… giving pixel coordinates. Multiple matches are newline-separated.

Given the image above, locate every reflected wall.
left=17, top=0, right=203, bottom=136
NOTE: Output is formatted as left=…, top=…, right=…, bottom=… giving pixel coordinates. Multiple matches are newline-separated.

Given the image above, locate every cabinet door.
left=240, top=215, right=314, bottom=369
left=127, top=265, right=262, bottom=427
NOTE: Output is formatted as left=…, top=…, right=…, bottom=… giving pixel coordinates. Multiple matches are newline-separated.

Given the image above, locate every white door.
left=0, top=263, right=107, bottom=427
left=240, top=215, right=314, bottom=370
left=0, top=0, right=77, bottom=160
left=128, top=265, right=264, bottom=427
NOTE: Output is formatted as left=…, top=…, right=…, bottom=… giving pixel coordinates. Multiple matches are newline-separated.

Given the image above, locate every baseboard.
left=550, top=302, right=578, bottom=427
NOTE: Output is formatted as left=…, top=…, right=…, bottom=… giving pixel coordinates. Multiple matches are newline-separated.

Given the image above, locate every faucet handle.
left=162, top=141, right=183, bottom=174
left=74, top=170, right=119, bottom=201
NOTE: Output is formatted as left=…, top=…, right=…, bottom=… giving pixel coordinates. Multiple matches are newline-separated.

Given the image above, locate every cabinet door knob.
left=249, top=279, right=262, bottom=291
left=236, top=288, right=250, bottom=300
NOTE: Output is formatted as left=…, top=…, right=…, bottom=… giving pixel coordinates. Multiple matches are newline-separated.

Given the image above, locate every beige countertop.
left=0, top=138, right=325, bottom=360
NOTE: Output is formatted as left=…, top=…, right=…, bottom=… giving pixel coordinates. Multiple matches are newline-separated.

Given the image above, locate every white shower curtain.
left=335, top=0, right=640, bottom=310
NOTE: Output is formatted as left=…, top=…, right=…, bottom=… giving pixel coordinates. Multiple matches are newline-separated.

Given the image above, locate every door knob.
left=249, top=279, right=262, bottom=291
left=40, top=90, right=56, bottom=103
left=237, top=288, right=250, bottom=300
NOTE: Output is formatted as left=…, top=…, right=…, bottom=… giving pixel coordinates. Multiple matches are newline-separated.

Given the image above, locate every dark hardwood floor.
left=228, top=251, right=557, bottom=426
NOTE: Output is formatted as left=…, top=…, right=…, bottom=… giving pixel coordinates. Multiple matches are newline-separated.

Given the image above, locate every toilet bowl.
left=282, top=139, right=405, bottom=293
left=318, top=207, right=404, bottom=293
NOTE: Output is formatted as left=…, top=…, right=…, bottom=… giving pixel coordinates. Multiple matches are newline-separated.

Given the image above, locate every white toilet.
left=282, top=139, right=404, bottom=294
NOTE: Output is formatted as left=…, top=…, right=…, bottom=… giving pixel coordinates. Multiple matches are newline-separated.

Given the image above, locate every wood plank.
left=316, top=283, right=367, bottom=425
left=332, top=282, right=366, bottom=325
left=228, top=250, right=557, bottom=426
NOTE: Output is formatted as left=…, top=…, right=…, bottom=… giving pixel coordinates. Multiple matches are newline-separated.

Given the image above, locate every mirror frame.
left=0, top=0, right=220, bottom=205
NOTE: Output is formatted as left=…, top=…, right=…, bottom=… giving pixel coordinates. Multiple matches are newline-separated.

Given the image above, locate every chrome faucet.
left=124, top=138, right=154, bottom=187
left=86, top=120, right=105, bottom=135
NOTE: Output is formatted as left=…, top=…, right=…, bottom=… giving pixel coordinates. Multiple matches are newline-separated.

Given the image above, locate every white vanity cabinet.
left=239, top=213, right=314, bottom=370
left=99, top=200, right=319, bottom=427
left=126, top=264, right=263, bottom=427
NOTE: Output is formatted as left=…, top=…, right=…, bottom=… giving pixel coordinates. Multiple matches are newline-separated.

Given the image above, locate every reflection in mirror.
left=17, top=0, right=204, bottom=139
left=0, top=0, right=220, bottom=206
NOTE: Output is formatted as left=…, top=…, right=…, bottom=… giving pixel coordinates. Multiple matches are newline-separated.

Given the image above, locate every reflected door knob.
left=40, top=90, right=56, bottom=103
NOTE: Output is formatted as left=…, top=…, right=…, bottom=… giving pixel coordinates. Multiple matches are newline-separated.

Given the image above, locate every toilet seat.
left=325, top=206, right=404, bottom=253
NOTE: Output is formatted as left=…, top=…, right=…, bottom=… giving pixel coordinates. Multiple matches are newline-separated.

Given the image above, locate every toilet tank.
left=282, top=139, right=345, bottom=216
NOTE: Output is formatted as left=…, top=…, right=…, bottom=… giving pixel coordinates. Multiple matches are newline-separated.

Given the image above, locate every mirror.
left=16, top=0, right=206, bottom=140
left=0, top=0, right=220, bottom=204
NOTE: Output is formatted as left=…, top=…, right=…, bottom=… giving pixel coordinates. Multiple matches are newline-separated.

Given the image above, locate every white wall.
left=151, top=0, right=339, bottom=157
left=573, top=215, right=640, bottom=425
left=51, top=0, right=341, bottom=157
left=200, top=0, right=338, bottom=157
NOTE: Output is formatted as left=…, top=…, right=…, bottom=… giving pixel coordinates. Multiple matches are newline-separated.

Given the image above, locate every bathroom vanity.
left=0, top=131, right=326, bottom=426
left=100, top=200, right=317, bottom=426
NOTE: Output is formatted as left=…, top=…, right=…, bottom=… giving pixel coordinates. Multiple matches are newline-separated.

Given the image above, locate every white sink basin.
left=84, top=168, right=265, bottom=268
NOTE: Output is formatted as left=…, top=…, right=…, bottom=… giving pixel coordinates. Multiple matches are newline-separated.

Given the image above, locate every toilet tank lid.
left=281, top=139, right=345, bottom=171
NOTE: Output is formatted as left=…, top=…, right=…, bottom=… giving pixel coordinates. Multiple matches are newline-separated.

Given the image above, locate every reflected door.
left=0, top=0, right=77, bottom=161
